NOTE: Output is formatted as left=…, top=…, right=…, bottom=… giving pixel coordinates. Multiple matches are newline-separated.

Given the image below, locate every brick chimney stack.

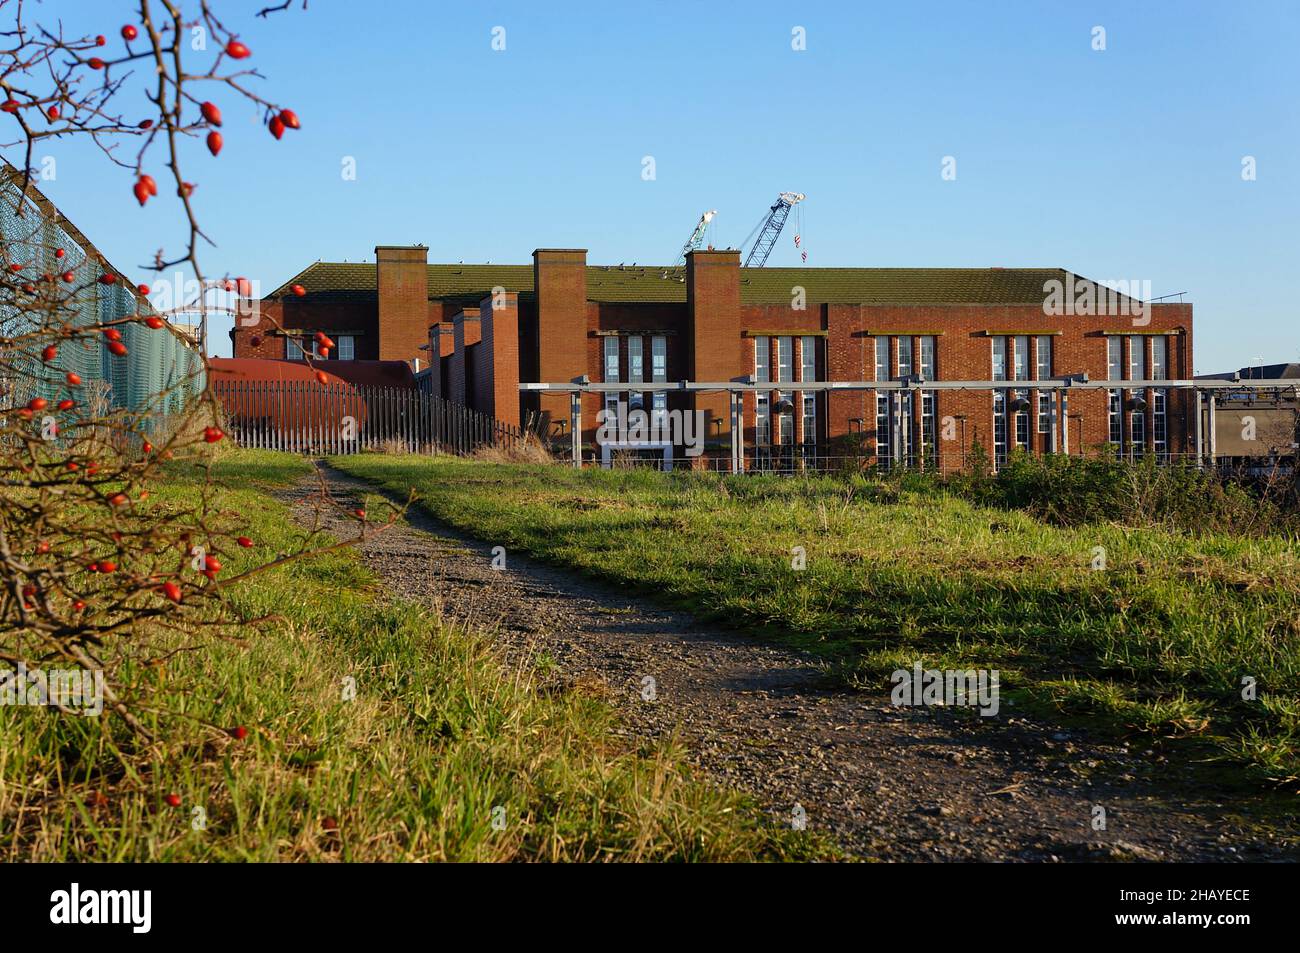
left=375, top=245, right=429, bottom=365
left=686, top=248, right=743, bottom=444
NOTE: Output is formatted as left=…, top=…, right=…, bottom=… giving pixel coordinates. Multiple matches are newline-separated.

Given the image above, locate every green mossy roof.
left=268, top=262, right=1085, bottom=306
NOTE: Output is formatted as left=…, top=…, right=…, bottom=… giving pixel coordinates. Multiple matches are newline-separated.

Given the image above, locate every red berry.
left=109, top=493, right=128, bottom=507
left=98, top=273, right=116, bottom=285
left=61, top=271, right=74, bottom=282
left=321, top=816, right=338, bottom=831
left=99, top=560, right=117, bottom=573
left=88, top=57, right=105, bottom=70
left=206, top=131, right=223, bottom=156
left=54, top=248, right=65, bottom=258
left=27, top=397, right=47, bottom=411
left=121, top=25, right=138, bottom=41
left=1, top=99, right=18, bottom=112
left=164, top=793, right=181, bottom=808
left=95, top=35, right=106, bottom=46
left=46, top=105, right=59, bottom=120
left=163, top=581, right=182, bottom=603
left=88, top=562, right=100, bottom=572
left=278, top=109, right=300, bottom=130
left=203, top=555, right=222, bottom=573
left=133, top=179, right=151, bottom=206
left=178, top=182, right=195, bottom=198
left=268, top=116, right=285, bottom=140
left=66, top=371, right=81, bottom=386
left=236, top=536, right=253, bottom=548
left=73, top=600, right=86, bottom=611
left=354, top=509, right=366, bottom=520
left=314, top=370, right=329, bottom=385
left=142, top=441, right=153, bottom=453
left=57, top=399, right=74, bottom=410
left=203, top=426, right=224, bottom=443
left=232, top=726, right=249, bottom=740
left=225, top=40, right=251, bottom=59
left=138, top=119, right=153, bottom=129
left=36, top=540, right=50, bottom=554
left=291, top=284, right=306, bottom=297
left=145, top=316, right=164, bottom=329
left=42, top=344, right=57, bottom=361
left=141, top=174, right=157, bottom=196
left=200, top=101, right=222, bottom=126
left=104, top=328, right=122, bottom=342
left=108, top=341, right=128, bottom=357
left=138, top=284, right=151, bottom=296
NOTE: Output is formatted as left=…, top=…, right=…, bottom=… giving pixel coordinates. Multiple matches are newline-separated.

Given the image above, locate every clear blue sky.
left=24, top=0, right=1300, bottom=371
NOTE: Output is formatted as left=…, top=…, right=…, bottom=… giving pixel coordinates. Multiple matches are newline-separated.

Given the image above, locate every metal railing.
left=211, top=379, right=525, bottom=455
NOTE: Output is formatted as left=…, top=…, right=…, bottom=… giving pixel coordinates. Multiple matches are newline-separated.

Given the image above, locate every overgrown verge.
left=0, top=450, right=825, bottom=861
left=330, top=454, right=1300, bottom=788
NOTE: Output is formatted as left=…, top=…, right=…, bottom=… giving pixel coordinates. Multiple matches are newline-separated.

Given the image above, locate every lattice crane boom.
left=675, top=209, right=717, bottom=265
left=742, top=192, right=805, bottom=268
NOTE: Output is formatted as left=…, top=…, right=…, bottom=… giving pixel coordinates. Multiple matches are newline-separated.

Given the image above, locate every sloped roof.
left=267, top=261, right=1112, bottom=307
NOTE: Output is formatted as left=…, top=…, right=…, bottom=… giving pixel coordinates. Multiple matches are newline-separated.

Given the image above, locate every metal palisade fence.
left=211, top=379, right=525, bottom=455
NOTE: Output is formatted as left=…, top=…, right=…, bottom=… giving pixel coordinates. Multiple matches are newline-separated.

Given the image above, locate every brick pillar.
left=449, top=309, right=480, bottom=406
left=425, top=324, right=443, bottom=397
left=375, top=245, right=429, bottom=365
left=533, top=249, right=588, bottom=435
left=686, top=249, right=743, bottom=447
left=480, top=290, right=521, bottom=427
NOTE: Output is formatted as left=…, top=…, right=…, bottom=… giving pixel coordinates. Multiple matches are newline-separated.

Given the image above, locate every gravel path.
left=283, top=464, right=1300, bottom=862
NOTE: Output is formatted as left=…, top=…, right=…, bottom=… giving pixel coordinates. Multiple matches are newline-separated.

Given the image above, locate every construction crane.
left=742, top=192, right=805, bottom=268
left=674, top=209, right=717, bottom=265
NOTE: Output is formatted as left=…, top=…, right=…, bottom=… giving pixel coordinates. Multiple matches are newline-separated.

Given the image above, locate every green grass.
left=0, top=449, right=827, bottom=861
left=330, top=454, right=1300, bottom=787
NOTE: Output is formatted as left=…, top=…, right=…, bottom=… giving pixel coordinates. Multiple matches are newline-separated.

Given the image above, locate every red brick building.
left=234, top=245, right=1193, bottom=468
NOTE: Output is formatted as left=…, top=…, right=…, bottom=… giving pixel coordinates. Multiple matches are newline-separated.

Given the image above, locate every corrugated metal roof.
left=267, top=261, right=1094, bottom=306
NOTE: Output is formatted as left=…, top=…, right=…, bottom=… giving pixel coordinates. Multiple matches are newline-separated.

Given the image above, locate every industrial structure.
left=236, top=242, right=1201, bottom=470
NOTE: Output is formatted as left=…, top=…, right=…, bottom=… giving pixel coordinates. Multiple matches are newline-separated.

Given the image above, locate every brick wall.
left=686, top=249, right=743, bottom=448
left=375, top=245, right=428, bottom=365
left=448, top=309, right=480, bottom=407
left=479, top=291, right=521, bottom=427
left=534, top=249, right=588, bottom=435
left=232, top=296, right=378, bottom=360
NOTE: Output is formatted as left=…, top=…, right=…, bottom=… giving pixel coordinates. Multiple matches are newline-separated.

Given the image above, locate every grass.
left=0, top=449, right=827, bottom=861
left=330, top=454, right=1300, bottom=788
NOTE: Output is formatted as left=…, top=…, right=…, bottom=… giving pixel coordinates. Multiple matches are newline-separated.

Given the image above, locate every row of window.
left=286, top=334, right=355, bottom=361
left=602, top=334, right=669, bottom=420
left=753, top=336, right=820, bottom=446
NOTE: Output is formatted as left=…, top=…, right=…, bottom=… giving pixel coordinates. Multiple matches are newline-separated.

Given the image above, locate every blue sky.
left=24, top=0, right=1300, bottom=370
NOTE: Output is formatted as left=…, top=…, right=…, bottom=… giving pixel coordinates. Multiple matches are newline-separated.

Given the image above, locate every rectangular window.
left=1015, top=389, right=1030, bottom=449
left=337, top=335, right=355, bottom=361
left=1013, top=335, right=1030, bottom=382
left=1129, top=337, right=1146, bottom=382
left=1037, top=392, right=1051, bottom=434
left=1036, top=335, right=1052, bottom=381
left=754, top=336, right=770, bottom=384
left=777, top=336, right=793, bottom=383
left=1034, top=335, right=1052, bottom=434
left=876, top=393, right=892, bottom=470
left=651, top=336, right=667, bottom=381
left=1107, top=336, right=1123, bottom=457
left=754, top=336, right=770, bottom=444
left=874, top=337, right=889, bottom=381
left=628, top=336, right=644, bottom=383
left=993, top=390, right=1008, bottom=468
left=800, top=336, right=817, bottom=383
left=897, top=336, right=913, bottom=378
left=1151, top=336, right=1168, bottom=381
left=603, top=336, right=620, bottom=383
left=991, top=336, right=1008, bottom=381
left=285, top=336, right=305, bottom=360
left=1153, top=390, right=1168, bottom=458
left=918, top=336, right=935, bottom=381
left=603, top=335, right=620, bottom=422
left=800, top=337, right=817, bottom=446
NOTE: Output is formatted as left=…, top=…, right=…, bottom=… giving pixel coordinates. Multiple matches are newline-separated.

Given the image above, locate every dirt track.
left=283, top=464, right=1300, bottom=862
